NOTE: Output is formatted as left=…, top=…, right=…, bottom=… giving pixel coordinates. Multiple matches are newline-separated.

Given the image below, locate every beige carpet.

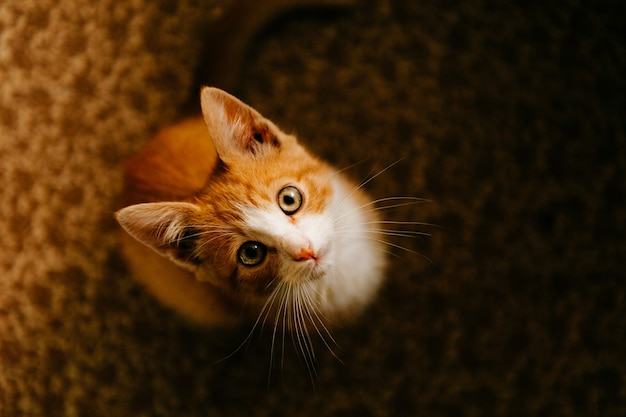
left=1, top=1, right=624, bottom=416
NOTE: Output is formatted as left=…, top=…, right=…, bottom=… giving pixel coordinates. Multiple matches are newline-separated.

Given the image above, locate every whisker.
left=323, top=160, right=406, bottom=225
left=212, top=238, right=233, bottom=269
left=377, top=220, right=441, bottom=228
left=263, top=276, right=280, bottom=292
left=337, top=229, right=433, bottom=262
left=376, top=230, right=432, bottom=238
left=293, top=285, right=317, bottom=385
left=370, top=196, right=432, bottom=205
left=259, top=281, right=284, bottom=333
left=295, top=286, right=316, bottom=361
left=376, top=238, right=434, bottom=265
left=361, top=200, right=430, bottom=213
left=268, top=282, right=289, bottom=384
left=193, top=234, right=227, bottom=253
left=332, top=229, right=431, bottom=240
left=331, top=229, right=430, bottom=241
left=355, top=159, right=404, bottom=191
left=332, top=196, right=430, bottom=225
left=332, top=223, right=432, bottom=234
left=168, top=225, right=231, bottom=239
left=210, top=281, right=283, bottom=366
left=335, top=157, right=371, bottom=175
left=299, top=284, right=344, bottom=364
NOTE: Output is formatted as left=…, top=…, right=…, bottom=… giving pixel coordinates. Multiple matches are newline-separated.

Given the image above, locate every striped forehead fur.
left=201, top=147, right=334, bottom=216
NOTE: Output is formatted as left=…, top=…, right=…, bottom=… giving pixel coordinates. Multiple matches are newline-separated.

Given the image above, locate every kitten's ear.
left=115, top=202, right=202, bottom=270
left=200, top=87, right=281, bottom=162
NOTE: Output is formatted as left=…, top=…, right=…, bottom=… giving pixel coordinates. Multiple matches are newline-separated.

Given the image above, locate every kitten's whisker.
left=335, top=235, right=408, bottom=260
left=295, top=286, right=316, bottom=361
left=336, top=157, right=371, bottom=175
left=259, top=280, right=283, bottom=332
left=377, top=230, right=432, bottom=238
left=364, top=200, right=430, bottom=212
left=268, top=282, right=290, bottom=382
left=375, top=238, right=434, bottom=265
left=170, top=225, right=231, bottom=238
left=335, top=229, right=432, bottom=260
left=164, top=224, right=234, bottom=254
left=299, top=284, right=344, bottom=364
left=211, top=281, right=283, bottom=366
left=379, top=248, right=405, bottom=261
left=332, top=197, right=429, bottom=225
left=281, top=285, right=294, bottom=371
left=333, top=224, right=432, bottom=235
left=212, top=238, right=234, bottom=269
left=332, top=229, right=431, bottom=241
left=377, top=220, right=441, bottom=228
left=323, top=160, right=404, bottom=225
left=354, top=159, right=404, bottom=192
left=263, top=277, right=279, bottom=292
left=370, top=196, right=431, bottom=205
left=192, top=234, right=226, bottom=253
left=293, top=286, right=317, bottom=384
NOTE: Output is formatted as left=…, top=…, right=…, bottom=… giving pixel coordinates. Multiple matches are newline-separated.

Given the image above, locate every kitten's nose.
left=293, top=247, right=317, bottom=262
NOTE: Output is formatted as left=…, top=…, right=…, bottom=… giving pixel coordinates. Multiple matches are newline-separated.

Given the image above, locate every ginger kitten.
left=116, top=87, right=387, bottom=330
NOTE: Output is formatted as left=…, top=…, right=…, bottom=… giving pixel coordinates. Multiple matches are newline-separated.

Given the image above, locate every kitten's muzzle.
left=293, top=247, right=318, bottom=262
left=279, top=236, right=317, bottom=262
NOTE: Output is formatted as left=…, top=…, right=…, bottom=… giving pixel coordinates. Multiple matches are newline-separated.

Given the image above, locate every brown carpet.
left=1, top=1, right=624, bottom=416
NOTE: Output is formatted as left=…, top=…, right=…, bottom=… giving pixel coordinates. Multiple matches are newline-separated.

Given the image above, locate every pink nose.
left=293, top=247, right=317, bottom=262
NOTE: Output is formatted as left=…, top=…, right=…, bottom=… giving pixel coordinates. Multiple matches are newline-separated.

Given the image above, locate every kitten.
left=116, top=87, right=387, bottom=331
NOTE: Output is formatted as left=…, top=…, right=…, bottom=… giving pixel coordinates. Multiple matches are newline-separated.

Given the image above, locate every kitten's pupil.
left=244, top=246, right=256, bottom=258
left=283, top=195, right=294, bottom=205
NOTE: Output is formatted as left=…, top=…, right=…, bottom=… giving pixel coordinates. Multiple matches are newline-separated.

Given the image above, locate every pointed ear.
left=115, top=202, right=203, bottom=269
left=200, top=87, right=281, bottom=162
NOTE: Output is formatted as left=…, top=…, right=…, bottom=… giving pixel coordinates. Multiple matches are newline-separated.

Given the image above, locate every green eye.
left=237, top=241, right=267, bottom=267
left=277, top=185, right=302, bottom=215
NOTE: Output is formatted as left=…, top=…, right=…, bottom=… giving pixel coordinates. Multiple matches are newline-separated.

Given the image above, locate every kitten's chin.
left=280, top=258, right=329, bottom=285
left=305, top=264, right=328, bottom=283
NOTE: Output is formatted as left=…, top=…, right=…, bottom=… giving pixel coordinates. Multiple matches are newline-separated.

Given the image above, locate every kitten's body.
left=117, top=88, right=386, bottom=328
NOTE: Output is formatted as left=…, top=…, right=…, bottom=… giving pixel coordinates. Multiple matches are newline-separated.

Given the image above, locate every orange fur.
left=116, top=88, right=386, bottom=327
left=121, top=117, right=218, bottom=206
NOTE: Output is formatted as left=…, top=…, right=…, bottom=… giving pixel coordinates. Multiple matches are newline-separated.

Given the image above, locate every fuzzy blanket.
left=1, top=1, right=624, bottom=416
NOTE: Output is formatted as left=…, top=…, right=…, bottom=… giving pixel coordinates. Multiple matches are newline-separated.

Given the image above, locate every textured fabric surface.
left=1, top=1, right=624, bottom=416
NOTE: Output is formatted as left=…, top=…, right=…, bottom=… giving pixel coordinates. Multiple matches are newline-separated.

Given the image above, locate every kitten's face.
left=190, top=143, right=338, bottom=295
left=116, top=88, right=386, bottom=325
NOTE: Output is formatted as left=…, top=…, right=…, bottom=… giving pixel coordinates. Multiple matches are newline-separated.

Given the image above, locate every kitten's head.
left=116, top=87, right=386, bottom=325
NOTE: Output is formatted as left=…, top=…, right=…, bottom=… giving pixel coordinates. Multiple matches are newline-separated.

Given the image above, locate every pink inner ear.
left=218, top=104, right=277, bottom=157
left=223, top=98, right=250, bottom=123
left=201, top=87, right=280, bottom=160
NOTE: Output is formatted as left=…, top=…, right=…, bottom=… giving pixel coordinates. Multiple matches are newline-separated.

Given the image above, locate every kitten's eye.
left=277, top=186, right=303, bottom=215
left=237, top=241, right=267, bottom=267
